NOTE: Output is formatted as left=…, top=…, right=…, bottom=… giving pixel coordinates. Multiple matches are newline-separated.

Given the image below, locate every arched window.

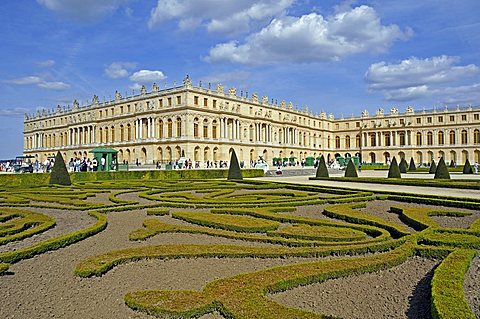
left=461, top=130, right=467, bottom=144
left=212, top=120, right=218, bottom=139
left=438, top=131, right=444, bottom=145
left=345, top=135, right=350, bottom=149
left=449, top=130, right=455, bottom=145
left=416, top=132, right=422, bottom=145
left=356, top=134, right=361, bottom=148
left=384, top=133, right=390, bottom=146
left=193, top=118, right=199, bottom=138
left=111, top=126, right=115, bottom=143
left=427, top=131, right=433, bottom=145
left=335, top=136, right=340, bottom=149
left=167, top=119, right=173, bottom=138
left=399, top=132, right=405, bottom=146
left=203, top=119, right=208, bottom=138
left=370, top=133, right=376, bottom=147
left=158, top=120, right=163, bottom=139
left=120, top=125, right=124, bottom=141
left=176, top=117, right=182, bottom=137
left=127, top=124, right=132, bottom=141
left=474, top=129, right=480, bottom=144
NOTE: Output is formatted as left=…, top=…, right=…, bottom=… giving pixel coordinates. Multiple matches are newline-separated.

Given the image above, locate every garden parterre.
left=0, top=178, right=479, bottom=319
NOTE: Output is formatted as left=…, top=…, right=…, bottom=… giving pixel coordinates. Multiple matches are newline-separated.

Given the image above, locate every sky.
left=1, top=0, right=479, bottom=158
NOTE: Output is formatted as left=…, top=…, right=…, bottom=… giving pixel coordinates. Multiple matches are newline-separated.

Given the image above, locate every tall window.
left=474, top=129, right=479, bottom=144
left=399, top=132, right=405, bottom=146
left=203, top=120, right=208, bottom=138
left=193, top=118, right=199, bottom=138
left=427, top=131, right=433, bottom=145
left=370, top=133, right=376, bottom=147
left=416, top=132, right=422, bottom=145
left=167, top=119, right=173, bottom=138
left=158, top=120, right=163, bottom=139
left=176, top=117, right=182, bottom=136
left=461, top=130, right=467, bottom=144
left=127, top=124, right=131, bottom=141
left=212, top=120, right=218, bottom=138
left=111, top=126, right=115, bottom=142
left=120, top=125, right=124, bottom=141
left=356, top=134, right=361, bottom=148
left=449, top=130, right=456, bottom=145
left=438, top=131, right=444, bottom=145
left=335, top=136, right=340, bottom=149
left=384, top=133, right=390, bottom=146
left=345, top=135, right=350, bottom=149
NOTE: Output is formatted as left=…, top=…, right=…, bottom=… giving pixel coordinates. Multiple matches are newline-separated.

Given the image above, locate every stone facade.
left=23, top=77, right=480, bottom=166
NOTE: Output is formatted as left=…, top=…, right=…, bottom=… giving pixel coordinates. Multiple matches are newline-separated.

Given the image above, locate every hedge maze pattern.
left=1, top=179, right=479, bottom=319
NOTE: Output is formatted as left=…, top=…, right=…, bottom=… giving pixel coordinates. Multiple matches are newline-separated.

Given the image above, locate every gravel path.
left=0, top=209, right=321, bottom=319
left=0, top=208, right=94, bottom=253
left=270, top=256, right=439, bottom=319
left=464, top=255, right=480, bottom=317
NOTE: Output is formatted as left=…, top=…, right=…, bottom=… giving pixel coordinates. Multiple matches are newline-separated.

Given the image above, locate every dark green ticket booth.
left=89, top=148, right=118, bottom=171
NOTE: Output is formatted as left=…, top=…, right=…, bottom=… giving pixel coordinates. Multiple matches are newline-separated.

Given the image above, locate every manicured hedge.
left=122, top=242, right=414, bottom=319
left=431, top=249, right=476, bottom=319
left=0, top=209, right=56, bottom=245
left=0, top=169, right=264, bottom=187
left=0, top=211, right=107, bottom=273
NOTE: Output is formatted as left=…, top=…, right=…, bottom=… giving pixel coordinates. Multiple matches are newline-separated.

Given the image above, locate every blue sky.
left=1, top=0, right=479, bottom=158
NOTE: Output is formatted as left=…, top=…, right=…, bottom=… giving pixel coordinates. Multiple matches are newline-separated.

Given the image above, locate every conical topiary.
left=429, top=160, right=437, bottom=174
left=399, top=157, right=408, bottom=173
left=49, top=151, right=71, bottom=185
left=434, top=157, right=450, bottom=179
left=449, top=160, right=455, bottom=167
left=388, top=157, right=401, bottom=178
left=408, top=157, right=416, bottom=171
left=463, top=158, right=473, bottom=174
left=227, top=149, right=243, bottom=180
left=344, top=159, right=358, bottom=177
left=315, top=155, right=329, bottom=178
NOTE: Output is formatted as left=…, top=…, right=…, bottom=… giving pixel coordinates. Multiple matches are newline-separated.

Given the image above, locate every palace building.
left=23, top=76, right=480, bottom=166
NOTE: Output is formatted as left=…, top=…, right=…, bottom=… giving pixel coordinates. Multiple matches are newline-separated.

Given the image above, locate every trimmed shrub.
left=463, top=158, right=473, bottom=174
left=434, top=157, right=451, bottom=179
left=344, top=160, right=358, bottom=177
left=429, top=160, right=437, bottom=174
left=227, top=149, right=243, bottom=180
left=399, top=157, right=408, bottom=173
left=449, top=160, right=455, bottom=167
left=315, top=155, right=329, bottom=178
left=408, top=157, right=416, bottom=171
left=49, top=151, right=71, bottom=186
left=431, top=249, right=476, bottom=319
left=387, top=157, right=401, bottom=178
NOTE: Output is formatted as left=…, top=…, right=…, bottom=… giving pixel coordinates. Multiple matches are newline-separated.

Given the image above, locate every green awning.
left=89, top=147, right=118, bottom=154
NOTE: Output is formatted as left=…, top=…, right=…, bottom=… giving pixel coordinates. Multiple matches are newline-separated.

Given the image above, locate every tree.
left=399, top=157, right=408, bottom=173
left=227, top=149, right=243, bottom=180
left=387, top=157, right=401, bottom=178
left=429, top=160, right=437, bottom=174
left=408, top=157, right=416, bottom=171
left=463, top=158, right=473, bottom=174
left=434, top=157, right=450, bottom=179
left=49, top=151, right=71, bottom=186
left=344, top=159, right=358, bottom=177
left=315, top=155, right=329, bottom=178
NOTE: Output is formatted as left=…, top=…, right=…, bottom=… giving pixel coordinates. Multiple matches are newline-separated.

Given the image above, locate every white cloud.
left=104, top=62, right=137, bottom=79
left=206, top=6, right=409, bottom=64
left=36, top=59, right=55, bottom=67
left=129, top=70, right=167, bottom=83
left=37, top=81, right=70, bottom=90
left=4, top=75, right=69, bottom=90
left=0, top=107, right=30, bottom=118
left=5, top=76, right=43, bottom=85
left=148, top=0, right=293, bottom=35
left=129, top=83, right=143, bottom=91
left=37, top=0, right=127, bottom=21
left=365, top=55, right=480, bottom=102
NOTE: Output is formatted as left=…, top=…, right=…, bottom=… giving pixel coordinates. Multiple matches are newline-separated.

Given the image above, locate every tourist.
left=100, top=157, right=106, bottom=171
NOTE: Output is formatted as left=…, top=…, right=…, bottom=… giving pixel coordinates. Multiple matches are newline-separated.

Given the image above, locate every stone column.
left=147, top=118, right=152, bottom=138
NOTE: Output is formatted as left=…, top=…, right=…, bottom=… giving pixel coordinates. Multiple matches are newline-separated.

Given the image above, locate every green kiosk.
left=89, top=148, right=118, bottom=171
